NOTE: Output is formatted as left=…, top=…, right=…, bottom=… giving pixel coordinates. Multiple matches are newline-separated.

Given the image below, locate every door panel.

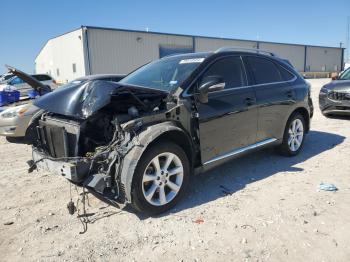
left=197, top=87, right=257, bottom=163
left=243, top=55, right=296, bottom=141
left=254, top=82, right=295, bottom=140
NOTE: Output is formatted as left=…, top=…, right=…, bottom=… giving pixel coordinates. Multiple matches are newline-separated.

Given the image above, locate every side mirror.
left=196, top=76, right=225, bottom=103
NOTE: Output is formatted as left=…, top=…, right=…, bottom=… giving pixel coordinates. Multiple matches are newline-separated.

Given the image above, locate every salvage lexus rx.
left=29, top=48, right=313, bottom=214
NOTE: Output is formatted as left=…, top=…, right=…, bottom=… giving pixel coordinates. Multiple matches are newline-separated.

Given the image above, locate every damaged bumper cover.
left=32, top=148, right=90, bottom=182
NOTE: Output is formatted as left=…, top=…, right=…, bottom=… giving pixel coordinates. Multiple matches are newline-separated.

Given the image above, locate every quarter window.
left=277, top=65, right=295, bottom=81
left=246, top=57, right=282, bottom=84
left=201, top=56, right=246, bottom=89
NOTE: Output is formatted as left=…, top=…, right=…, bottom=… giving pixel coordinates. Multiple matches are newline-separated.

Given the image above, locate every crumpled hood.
left=34, top=80, right=168, bottom=119
left=322, top=80, right=350, bottom=92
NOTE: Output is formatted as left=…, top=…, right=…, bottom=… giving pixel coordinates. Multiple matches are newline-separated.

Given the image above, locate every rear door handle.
left=245, top=97, right=255, bottom=106
left=286, top=90, right=293, bottom=98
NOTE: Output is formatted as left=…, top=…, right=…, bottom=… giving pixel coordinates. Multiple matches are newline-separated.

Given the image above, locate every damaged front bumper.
left=32, top=148, right=123, bottom=205
left=32, top=148, right=90, bottom=183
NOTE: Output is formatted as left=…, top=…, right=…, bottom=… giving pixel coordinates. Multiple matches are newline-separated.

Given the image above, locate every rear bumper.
left=32, top=148, right=90, bottom=183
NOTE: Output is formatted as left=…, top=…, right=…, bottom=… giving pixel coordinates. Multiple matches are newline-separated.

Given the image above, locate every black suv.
left=30, top=48, right=313, bottom=214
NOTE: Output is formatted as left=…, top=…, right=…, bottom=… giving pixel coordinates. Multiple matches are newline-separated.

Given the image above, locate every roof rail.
left=215, top=47, right=278, bottom=57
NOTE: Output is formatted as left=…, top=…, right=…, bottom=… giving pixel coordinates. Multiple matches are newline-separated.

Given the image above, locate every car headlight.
left=320, top=87, right=329, bottom=94
left=0, top=106, right=28, bottom=118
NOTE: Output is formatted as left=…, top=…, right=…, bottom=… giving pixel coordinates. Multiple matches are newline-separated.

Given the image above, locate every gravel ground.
left=0, top=78, right=350, bottom=262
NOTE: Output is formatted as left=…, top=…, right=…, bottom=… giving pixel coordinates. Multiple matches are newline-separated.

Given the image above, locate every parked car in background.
left=29, top=48, right=313, bottom=214
left=0, top=65, right=57, bottom=97
left=0, top=73, right=125, bottom=141
left=319, top=67, right=350, bottom=116
left=0, top=73, right=14, bottom=83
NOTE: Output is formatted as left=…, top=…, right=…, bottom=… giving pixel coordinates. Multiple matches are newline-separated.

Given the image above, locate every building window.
left=56, top=68, right=60, bottom=77
left=72, top=63, right=77, bottom=73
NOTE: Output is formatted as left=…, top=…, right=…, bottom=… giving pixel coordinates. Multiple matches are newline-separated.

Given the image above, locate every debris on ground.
left=193, top=218, right=204, bottom=224
left=3, top=221, right=14, bottom=225
left=318, top=183, right=338, bottom=192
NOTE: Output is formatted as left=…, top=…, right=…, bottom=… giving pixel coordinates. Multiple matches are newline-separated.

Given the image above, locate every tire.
left=321, top=112, right=331, bottom=118
left=24, top=122, right=37, bottom=145
left=131, top=142, right=190, bottom=214
left=278, top=112, right=306, bottom=156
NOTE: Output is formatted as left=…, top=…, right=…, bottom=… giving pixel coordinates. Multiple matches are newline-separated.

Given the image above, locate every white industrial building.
left=35, top=26, right=345, bottom=83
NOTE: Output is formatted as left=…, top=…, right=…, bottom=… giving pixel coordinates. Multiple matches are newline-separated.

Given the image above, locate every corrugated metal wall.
left=86, top=28, right=343, bottom=75
left=87, top=29, right=193, bottom=74
left=306, top=46, right=342, bottom=72
left=259, top=43, right=306, bottom=71
left=35, top=29, right=86, bottom=83
left=36, top=27, right=344, bottom=81
left=195, top=37, right=257, bottom=51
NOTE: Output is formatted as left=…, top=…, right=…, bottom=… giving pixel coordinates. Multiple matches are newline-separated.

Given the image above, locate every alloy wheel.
left=142, top=152, right=184, bottom=206
left=288, top=118, right=304, bottom=152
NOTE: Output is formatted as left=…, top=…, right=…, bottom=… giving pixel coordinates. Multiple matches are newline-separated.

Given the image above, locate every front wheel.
left=131, top=142, right=190, bottom=214
left=279, top=113, right=306, bottom=156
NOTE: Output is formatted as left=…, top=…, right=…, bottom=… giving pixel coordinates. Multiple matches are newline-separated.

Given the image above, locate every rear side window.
left=246, top=57, right=282, bottom=84
left=201, top=56, right=246, bottom=89
left=33, top=74, right=52, bottom=81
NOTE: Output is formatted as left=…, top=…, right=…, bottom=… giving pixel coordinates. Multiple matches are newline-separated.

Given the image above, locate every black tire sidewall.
left=131, top=142, right=190, bottom=214
left=281, top=113, right=306, bottom=156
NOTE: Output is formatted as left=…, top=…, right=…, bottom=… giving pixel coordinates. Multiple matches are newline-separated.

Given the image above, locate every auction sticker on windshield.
left=179, top=58, right=205, bottom=64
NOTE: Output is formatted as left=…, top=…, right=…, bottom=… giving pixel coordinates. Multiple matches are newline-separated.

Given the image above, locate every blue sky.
left=0, top=0, right=349, bottom=74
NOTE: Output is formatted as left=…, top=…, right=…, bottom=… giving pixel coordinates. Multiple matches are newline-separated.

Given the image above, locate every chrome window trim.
left=203, top=138, right=277, bottom=165
left=182, top=75, right=297, bottom=97
left=181, top=55, right=249, bottom=97
left=181, top=54, right=298, bottom=98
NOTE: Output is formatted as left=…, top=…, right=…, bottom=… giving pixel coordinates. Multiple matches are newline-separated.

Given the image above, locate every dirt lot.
left=0, top=78, right=349, bottom=262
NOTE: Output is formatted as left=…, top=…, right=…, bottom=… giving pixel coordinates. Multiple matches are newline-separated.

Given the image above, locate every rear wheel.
left=131, top=142, right=190, bottom=214
left=279, top=113, right=306, bottom=156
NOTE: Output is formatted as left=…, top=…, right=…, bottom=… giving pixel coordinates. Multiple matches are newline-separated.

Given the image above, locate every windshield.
left=339, top=68, right=350, bottom=80
left=119, top=55, right=206, bottom=91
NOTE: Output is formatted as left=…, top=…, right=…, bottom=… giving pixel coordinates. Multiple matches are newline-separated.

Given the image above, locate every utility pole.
left=346, top=16, right=349, bottom=63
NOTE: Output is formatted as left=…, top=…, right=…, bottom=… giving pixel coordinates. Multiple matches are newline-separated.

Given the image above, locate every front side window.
left=119, top=55, right=207, bottom=92
left=200, top=56, right=246, bottom=89
left=246, top=56, right=282, bottom=84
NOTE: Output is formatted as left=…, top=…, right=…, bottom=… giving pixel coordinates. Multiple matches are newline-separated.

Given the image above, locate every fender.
left=118, top=121, right=193, bottom=203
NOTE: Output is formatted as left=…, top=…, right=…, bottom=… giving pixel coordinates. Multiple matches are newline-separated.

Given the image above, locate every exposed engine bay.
left=30, top=80, right=194, bottom=206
